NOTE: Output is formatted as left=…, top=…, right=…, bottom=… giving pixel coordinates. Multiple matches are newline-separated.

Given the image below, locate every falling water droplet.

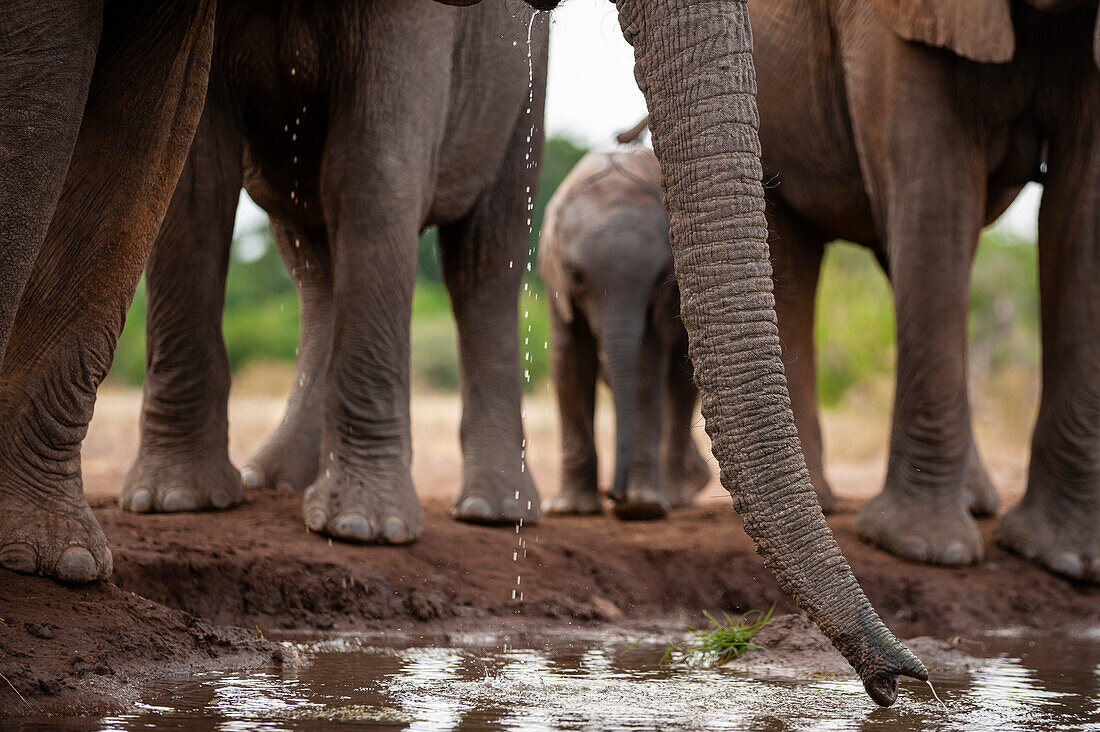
left=509, top=9, right=542, bottom=609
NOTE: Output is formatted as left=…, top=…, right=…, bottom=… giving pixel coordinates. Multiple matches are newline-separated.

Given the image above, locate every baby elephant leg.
left=660, top=334, right=712, bottom=508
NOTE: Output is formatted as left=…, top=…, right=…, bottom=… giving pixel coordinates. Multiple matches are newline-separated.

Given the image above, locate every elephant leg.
left=241, top=222, right=332, bottom=493
left=769, top=202, right=834, bottom=512
left=0, top=0, right=215, bottom=582
left=437, top=133, right=541, bottom=525
left=303, top=208, right=422, bottom=543
left=964, top=440, right=1000, bottom=518
left=855, top=172, right=986, bottom=566
left=873, top=252, right=997, bottom=518
left=544, top=314, right=602, bottom=515
left=0, top=1, right=101, bottom=363
left=660, top=326, right=711, bottom=508
left=997, top=125, right=1100, bottom=583
left=302, top=137, right=439, bottom=543
left=121, top=99, right=244, bottom=514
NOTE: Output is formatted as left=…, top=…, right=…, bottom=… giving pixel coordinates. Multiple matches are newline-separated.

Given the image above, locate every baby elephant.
left=539, top=150, right=711, bottom=520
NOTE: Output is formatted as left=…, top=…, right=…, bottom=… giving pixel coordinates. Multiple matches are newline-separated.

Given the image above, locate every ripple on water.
left=51, top=630, right=1096, bottom=731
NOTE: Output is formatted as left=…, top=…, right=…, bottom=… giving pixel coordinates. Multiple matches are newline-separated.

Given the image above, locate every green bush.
left=815, top=243, right=896, bottom=407
left=110, top=136, right=583, bottom=391
left=108, top=134, right=1038, bottom=410
left=813, top=232, right=1039, bottom=407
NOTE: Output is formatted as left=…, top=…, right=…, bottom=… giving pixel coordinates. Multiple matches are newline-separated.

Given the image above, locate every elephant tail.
left=616, top=115, right=649, bottom=145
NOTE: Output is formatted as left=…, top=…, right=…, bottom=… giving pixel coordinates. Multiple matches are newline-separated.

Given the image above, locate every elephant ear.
left=872, top=0, right=1015, bottom=63
left=536, top=198, right=573, bottom=324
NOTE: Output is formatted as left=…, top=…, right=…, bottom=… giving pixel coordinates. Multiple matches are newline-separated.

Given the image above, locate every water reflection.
left=393, top=648, right=468, bottom=731
left=12, top=630, right=1100, bottom=731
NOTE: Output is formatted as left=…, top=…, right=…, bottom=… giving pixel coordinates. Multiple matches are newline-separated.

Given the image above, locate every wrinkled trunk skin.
left=614, top=0, right=926, bottom=705
left=603, top=324, right=644, bottom=501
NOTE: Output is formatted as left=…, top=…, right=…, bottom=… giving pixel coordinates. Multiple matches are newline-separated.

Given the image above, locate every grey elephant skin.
left=0, top=0, right=926, bottom=704
left=119, top=0, right=550, bottom=544
left=745, top=0, right=1100, bottom=581
left=538, top=150, right=711, bottom=520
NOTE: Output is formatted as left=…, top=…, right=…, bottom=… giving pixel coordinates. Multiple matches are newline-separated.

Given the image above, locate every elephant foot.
left=856, top=489, right=982, bottom=566
left=964, top=446, right=1000, bottom=518
left=241, top=427, right=321, bottom=492
left=544, top=484, right=604, bottom=516
left=121, top=448, right=242, bottom=513
left=450, top=464, right=540, bottom=526
left=304, top=464, right=424, bottom=545
left=661, top=449, right=712, bottom=509
left=0, top=486, right=112, bottom=583
left=611, top=482, right=669, bottom=521
left=997, top=495, right=1099, bottom=584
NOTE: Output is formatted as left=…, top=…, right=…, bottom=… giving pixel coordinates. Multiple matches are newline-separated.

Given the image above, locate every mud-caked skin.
left=0, top=465, right=113, bottom=583
left=0, top=0, right=217, bottom=583
left=747, top=0, right=1100, bottom=576
left=123, top=0, right=548, bottom=542
left=539, top=151, right=711, bottom=521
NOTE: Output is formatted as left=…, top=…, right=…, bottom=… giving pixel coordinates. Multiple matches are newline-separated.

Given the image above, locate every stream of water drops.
left=512, top=8, right=542, bottom=606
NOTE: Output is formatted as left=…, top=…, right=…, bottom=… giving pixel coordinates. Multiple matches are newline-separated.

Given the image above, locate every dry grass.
left=85, top=361, right=1036, bottom=507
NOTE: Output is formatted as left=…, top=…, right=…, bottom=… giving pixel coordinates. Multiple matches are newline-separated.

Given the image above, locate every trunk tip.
left=861, top=644, right=929, bottom=707
left=863, top=673, right=899, bottom=707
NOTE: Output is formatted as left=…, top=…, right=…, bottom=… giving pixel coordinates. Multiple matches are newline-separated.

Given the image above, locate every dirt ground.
left=2, top=382, right=1097, bottom=717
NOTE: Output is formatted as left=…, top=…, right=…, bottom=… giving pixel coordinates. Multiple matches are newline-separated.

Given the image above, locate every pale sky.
left=234, top=0, right=1040, bottom=247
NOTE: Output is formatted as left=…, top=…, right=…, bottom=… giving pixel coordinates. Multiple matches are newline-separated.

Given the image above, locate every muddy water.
left=19, top=629, right=1100, bottom=730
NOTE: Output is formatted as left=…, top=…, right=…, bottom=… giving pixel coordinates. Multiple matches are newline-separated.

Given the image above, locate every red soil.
left=3, top=489, right=1096, bottom=717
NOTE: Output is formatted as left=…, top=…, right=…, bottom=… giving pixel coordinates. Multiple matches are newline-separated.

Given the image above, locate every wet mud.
left=2, top=489, right=1096, bottom=718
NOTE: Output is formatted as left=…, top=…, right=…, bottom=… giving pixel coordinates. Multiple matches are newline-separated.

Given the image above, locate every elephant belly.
left=425, top=7, right=547, bottom=226
left=753, top=0, right=878, bottom=244
left=219, top=0, right=543, bottom=231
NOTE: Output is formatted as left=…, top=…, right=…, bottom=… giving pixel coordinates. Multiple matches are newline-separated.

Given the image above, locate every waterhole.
left=17, top=628, right=1099, bottom=730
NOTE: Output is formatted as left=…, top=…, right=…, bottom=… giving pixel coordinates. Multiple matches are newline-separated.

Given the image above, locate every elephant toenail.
left=127, top=487, right=153, bottom=513
left=210, top=490, right=232, bottom=509
left=940, top=542, right=969, bottom=566
left=240, top=466, right=264, bottom=490
left=0, top=542, right=36, bottom=574
left=305, top=509, right=327, bottom=532
left=382, top=516, right=413, bottom=544
left=162, top=488, right=198, bottom=512
left=1050, top=551, right=1084, bottom=579
left=275, top=480, right=296, bottom=493
left=456, top=496, right=493, bottom=522
left=56, top=547, right=100, bottom=584
left=333, top=514, right=375, bottom=543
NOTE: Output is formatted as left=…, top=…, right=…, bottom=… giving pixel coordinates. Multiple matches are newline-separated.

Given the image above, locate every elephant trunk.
left=614, top=0, right=926, bottom=705
left=601, top=318, right=645, bottom=502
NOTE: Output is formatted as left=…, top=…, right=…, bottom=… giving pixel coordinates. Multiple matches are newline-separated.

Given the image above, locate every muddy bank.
left=728, top=614, right=984, bottom=678
left=0, top=573, right=283, bottom=717
left=2, top=490, right=1097, bottom=717
left=96, top=492, right=1099, bottom=637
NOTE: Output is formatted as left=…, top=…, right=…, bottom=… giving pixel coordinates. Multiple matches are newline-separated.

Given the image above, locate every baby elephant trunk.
left=602, top=317, right=645, bottom=503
